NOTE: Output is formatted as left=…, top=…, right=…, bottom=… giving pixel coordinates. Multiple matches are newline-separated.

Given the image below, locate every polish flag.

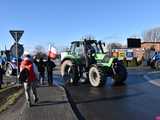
left=48, top=44, right=57, bottom=59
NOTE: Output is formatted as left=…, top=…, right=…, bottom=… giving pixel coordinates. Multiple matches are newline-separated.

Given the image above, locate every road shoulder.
left=0, top=85, right=78, bottom=120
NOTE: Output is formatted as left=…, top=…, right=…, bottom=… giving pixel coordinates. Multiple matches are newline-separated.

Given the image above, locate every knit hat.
left=23, top=51, right=30, bottom=56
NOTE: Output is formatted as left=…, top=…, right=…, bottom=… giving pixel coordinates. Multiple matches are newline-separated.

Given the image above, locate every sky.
left=0, top=0, right=160, bottom=52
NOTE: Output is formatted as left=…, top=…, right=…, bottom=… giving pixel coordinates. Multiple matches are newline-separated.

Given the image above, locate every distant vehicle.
left=0, top=56, right=5, bottom=68
left=5, top=57, right=22, bottom=76
left=149, top=52, right=160, bottom=70
left=0, top=43, right=24, bottom=76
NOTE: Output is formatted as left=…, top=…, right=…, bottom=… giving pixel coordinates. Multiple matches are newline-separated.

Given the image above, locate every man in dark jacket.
left=38, top=58, right=45, bottom=85
left=46, top=57, right=56, bottom=86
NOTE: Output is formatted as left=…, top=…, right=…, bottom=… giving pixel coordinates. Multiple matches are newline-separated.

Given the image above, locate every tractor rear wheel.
left=112, top=64, right=127, bottom=84
left=155, top=60, right=160, bottom=70
left=61, top=60, right=79, bottom=85
left=89, top=66, right=106, bottom=87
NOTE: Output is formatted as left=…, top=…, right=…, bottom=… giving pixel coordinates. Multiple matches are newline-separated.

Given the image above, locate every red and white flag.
left=48, top=44, right=57, bottom=59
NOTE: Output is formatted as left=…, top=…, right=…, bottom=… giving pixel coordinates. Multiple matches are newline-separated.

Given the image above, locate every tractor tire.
left=89, top=66, right=106, bottom=87
left=150, top=61, right=155, bottom=69
left=112, top=64, right=127, bottom=84
left=5, top=64, right=13, bottom=76
left=155, top=60, right=160, bottom=70
left=61, top=60, right=79, bottom=85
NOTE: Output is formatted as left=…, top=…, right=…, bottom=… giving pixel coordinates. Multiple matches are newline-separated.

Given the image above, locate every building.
left=141, top=42, right=160, bottom=51
left=134, top=42, right=160, bottom=61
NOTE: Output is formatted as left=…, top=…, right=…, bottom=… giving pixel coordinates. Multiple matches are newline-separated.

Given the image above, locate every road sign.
left=126, top=49, right=133, bottom=60
left=127, top=38, right=141, bottom=48
left=9, top=30, right=24, bottom=84
left=10, top=43, right=24, bottom=57
left=9, top=30, right=24, bottom=42
left=118, top=51, right=125, bottom=60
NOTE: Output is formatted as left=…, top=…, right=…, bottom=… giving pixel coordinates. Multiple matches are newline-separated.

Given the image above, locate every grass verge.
left=0, top=88, right=23, bottom=113
left=0, top=85, right=14, bottom=93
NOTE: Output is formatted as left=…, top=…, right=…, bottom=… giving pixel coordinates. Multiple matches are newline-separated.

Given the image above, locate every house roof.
left=141, top=42, right=160, bottom=44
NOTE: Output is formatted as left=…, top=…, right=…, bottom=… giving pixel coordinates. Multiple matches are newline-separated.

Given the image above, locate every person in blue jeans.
left=38, top=58, right=45, bottom=85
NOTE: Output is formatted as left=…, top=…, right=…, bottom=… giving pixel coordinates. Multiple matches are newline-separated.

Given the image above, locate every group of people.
left=19, top=51, right=56, bottom=107
left=35, top=57, right=56, bottom=86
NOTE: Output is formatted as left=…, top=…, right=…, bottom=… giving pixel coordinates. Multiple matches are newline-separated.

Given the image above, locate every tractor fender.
left=89, top=64, right=105, bottom=70
left=61, top=58, right=76, bottom=65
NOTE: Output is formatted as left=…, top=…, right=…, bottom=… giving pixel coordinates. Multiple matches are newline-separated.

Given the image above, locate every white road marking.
left=149, top=80, right=160, bottom=87
left=143, top=75, right=151, bottom=81
left=143, top=75, right=160, bottom=87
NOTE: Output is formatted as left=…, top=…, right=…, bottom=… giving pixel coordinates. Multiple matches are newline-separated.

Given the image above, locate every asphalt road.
left=57, top=67, right=160, bottom=120
left=1, top=66, right=160, bottom=120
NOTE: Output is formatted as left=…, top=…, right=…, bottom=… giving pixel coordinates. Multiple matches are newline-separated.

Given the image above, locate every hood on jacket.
left=21, top=57, right=32, bottom=66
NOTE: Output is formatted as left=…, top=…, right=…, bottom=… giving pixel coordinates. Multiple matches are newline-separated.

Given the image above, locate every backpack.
left=19, top=68, right=29, bottom=83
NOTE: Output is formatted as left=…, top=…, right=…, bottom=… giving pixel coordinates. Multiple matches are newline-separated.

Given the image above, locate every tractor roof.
left=71, top=40, right=97, bottom=44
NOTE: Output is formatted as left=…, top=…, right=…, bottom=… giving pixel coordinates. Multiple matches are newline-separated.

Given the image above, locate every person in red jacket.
left=20, top=51, right=39, bottom=107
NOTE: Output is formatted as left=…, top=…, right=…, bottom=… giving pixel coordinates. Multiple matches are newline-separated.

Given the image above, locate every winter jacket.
left=37, top=60, right=45, bottom=73
left=46, top=60, right=56, bottom=73
left=20, top=57, right=36, bottom=83
left=33, top=63, right=39, bottom=79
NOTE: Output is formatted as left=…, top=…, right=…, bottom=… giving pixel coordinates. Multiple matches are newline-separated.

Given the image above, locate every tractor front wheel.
left=61, top=60, right=79, bottom=85
left=89, top=66, right=105, bottom=87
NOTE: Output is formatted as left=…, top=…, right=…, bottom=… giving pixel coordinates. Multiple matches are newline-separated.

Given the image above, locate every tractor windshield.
left=70, top=43, right=75, bottom=53
left=90, top=42, right=103, bottom=53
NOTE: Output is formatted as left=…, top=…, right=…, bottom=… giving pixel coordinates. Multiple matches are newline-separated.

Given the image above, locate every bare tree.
left=106, top=42, right=123, bottom=56
left=143, top=27, right=160, bottom=42
left=107, top=43, right=123, bottom=49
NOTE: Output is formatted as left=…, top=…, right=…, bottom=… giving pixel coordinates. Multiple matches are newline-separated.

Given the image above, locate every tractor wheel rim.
left=90, top=69, right=99, bottom=86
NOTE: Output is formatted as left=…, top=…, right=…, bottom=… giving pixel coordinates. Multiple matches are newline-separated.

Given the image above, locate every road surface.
left=1, top=66, right=160, bottom=120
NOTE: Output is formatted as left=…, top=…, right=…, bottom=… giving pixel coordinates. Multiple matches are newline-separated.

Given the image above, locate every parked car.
left=149, top=52, right=160, bottom=70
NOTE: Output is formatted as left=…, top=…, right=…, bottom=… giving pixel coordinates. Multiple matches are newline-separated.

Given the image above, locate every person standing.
left=20, top=51, right=39, bottom=107
left=37, top=58, right=45, bottom=85
left=46, top=57, right=56, bottom=86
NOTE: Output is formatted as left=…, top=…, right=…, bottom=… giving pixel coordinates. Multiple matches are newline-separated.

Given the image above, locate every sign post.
left=9, top=30, right=24, bottom=84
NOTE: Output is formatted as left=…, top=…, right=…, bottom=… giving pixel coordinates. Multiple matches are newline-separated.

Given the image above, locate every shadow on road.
left=75, top=92, right=144, bottom=105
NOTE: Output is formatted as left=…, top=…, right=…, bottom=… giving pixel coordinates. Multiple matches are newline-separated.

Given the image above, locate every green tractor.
left=60, top=39, right=127, bottom=87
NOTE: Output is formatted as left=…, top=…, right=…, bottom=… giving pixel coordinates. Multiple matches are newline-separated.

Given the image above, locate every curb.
left=63, top=86, right=85, bottom=120
left=53, top=82, right=79, bottom=120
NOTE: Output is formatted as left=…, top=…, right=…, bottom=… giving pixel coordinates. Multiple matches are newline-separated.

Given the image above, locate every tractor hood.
left=94, top=53, right=105, bottom=61
left=95, top=53, right=115, bottom=67
left=61, top=52, right=80, bottom=61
